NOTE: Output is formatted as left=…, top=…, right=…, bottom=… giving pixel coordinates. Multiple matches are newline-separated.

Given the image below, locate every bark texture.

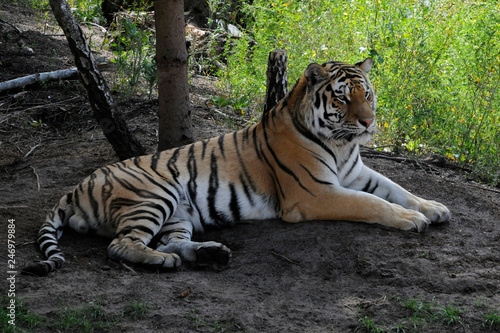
left=49, top=0, right=145, bottom=160
left=263, top=49, right=288, bottom=116
left=155, top=0, right=193, bottom=151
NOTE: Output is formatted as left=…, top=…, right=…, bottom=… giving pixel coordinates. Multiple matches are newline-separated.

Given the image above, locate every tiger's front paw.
left=389, top=204, right=430, bottom=232
left=418, top=199, right=450, bottom=223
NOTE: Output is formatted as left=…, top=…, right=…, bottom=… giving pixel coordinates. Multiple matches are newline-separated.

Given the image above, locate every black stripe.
left=124, top=215, right=162, bottom=227
left=114, top=163, right=144, bottom=184
left=38, top=235, right=55, bottom=245
left=262, top=122, right=314, bottom=196
left=110, top=197, right=141, bottom=207
left=73, top=185, right=91, bottom=225
left=57, top=208, right=66, bottom=224
left=243, top=127, right=250, bottom=143
left=318, top=118, right=326, bottom=128
left=321, top=90, right=328, bottom=109
left=233, top=131, right=257, bottom=193
left=239, top=174, right=255, bottom=206
left=117, top=225, right=155, bottom=238
left=201, top=139, right=209, bottom=159
left=343, top=153, right=359, bottom=180
left=314, top=91, right=321, bottom=109
left=46, top=249, right=63, bottom=258
left=259, top=143, right=286, bottom=200
left=361, top=179, right=372, bottom=193
left=167, top=147, right=182, bottom=183
left=40, top=241, right=57, bottom=254
left=252, top=126, right=263, bottom=160
left=87, top=173, right=100, bottom=222
left=316, top=157, right=337, bottom=176
left=300, top=164, right=334, bottom=185
left=120, top=209, right=161, bottom=222
left=207, top=149, right=227, bottom=225
left=290, top=112, right=338, bottom=165
left=187, top=144, right=198, bottom=206
left=367, top=180, right=379, bottom=194
left=218, top=135, right=225, bottom=159
left=229, top=183, right=241, bottom=222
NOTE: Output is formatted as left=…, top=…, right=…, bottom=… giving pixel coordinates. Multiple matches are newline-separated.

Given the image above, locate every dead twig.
left=85, top=21, right=107, bottom=33
left=24, top=143, right=43, bottom=158
left=463, top=182, right=500, bottom=195
left=120, top=261, right=139, bottom=275
left=30, top=166, right=40, bottom=191
left=271, top=250, right=299, bottom=265
left=360, top=148, right=441, bottom=174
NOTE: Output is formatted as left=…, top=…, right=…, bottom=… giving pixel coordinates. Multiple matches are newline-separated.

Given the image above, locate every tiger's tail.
left=21, top=192, right=74, bottom=277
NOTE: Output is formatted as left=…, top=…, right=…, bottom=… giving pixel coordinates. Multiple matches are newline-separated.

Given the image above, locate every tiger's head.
left=297, top=58, right=377, bottom=146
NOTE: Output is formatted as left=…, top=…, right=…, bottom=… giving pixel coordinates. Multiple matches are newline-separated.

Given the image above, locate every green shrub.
left=223, top=0, right=499, bottom=185
left=110, top=15, right=157, bottom=96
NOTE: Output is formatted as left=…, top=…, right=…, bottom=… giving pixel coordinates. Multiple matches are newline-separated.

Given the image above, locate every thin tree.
left=155, top=0, right=194, bottom=151
left=264, top=49, right=288, bottom=116
left=49, top=0, right=145, bottom=160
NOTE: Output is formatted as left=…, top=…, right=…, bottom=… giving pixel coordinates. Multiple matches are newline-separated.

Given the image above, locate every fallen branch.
left=0, top=68, right=78, bottom=93
left=0, top=18, right=21, bottom=33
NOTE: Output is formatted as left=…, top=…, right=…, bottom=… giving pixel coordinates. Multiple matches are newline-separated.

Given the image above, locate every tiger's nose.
left=359, top=118, right=374, bottom=128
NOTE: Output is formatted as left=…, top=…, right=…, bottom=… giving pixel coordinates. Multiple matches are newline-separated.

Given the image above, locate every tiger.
left=22, top=58, right=450, bottom=276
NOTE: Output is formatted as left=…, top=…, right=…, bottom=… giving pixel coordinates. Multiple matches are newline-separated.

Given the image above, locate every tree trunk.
left=49, top=0, right=145, bottom=160
left=263, top=49, right=288, bottom=116
left=155, top=0, right=193, bottom=151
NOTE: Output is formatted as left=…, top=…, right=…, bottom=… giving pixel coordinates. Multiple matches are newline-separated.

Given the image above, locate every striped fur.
left=22, top=58, right=450, bottom=276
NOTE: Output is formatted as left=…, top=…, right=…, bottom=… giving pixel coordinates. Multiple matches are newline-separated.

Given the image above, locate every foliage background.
left=222, top=0, right=499, bottom=185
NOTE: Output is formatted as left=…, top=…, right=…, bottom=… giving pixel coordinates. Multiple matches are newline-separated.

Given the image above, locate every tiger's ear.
left=305, top=63, right=328, bottom=87
left=355, top=57, right=374, bottom=73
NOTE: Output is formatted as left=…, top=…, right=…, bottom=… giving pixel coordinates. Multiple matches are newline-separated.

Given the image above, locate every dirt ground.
left=1, top=2, right=499, bottom=332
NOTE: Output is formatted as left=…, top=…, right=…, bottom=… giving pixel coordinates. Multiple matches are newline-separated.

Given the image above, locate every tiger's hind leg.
left=155, top=220, right=232, bottom=265
left=108, top=218, right=182, bottom=269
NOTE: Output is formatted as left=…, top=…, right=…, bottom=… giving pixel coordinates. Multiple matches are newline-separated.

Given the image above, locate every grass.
left=122, top=300, right=149, bottom=319
left=1, top=297, right=45, bottom=333
left=1, top=297, right=116, bottom=333
left=354, top=296, right=500, bottom=332
left=357, top=315, right=385, bottom=333
left=484, top=311, right=500, bottom=329
left=54, top=303, right=113, bottom=332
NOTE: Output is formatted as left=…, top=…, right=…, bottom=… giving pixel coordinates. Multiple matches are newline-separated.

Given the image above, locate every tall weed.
left=110, top=15, right=157, bottom=96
